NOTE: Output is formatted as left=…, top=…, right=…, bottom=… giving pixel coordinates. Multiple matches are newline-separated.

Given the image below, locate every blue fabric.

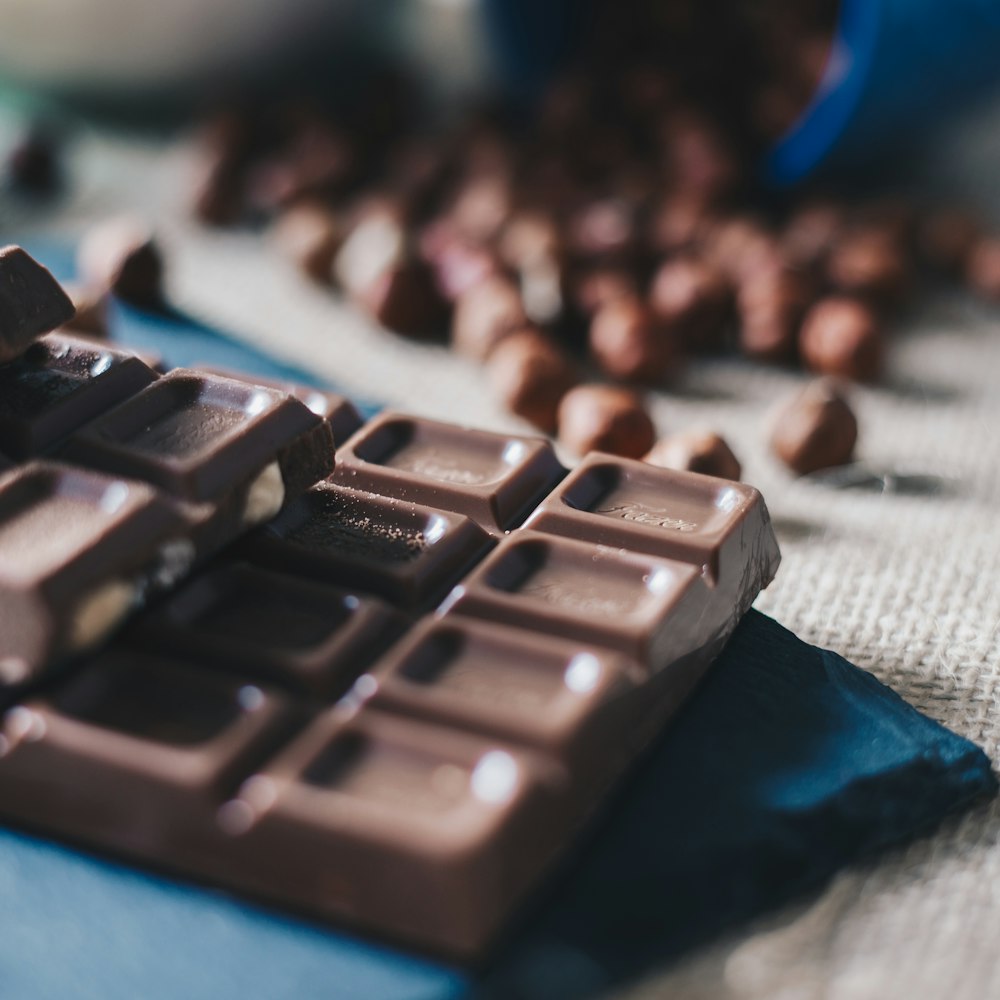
left=0, top=243, right=994, bottom=998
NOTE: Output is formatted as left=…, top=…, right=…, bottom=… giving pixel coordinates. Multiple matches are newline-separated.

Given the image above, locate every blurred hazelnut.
left=649, top=257, right=733, bottom=351
left=737, top=266, right=810, bottom=362
left=589, top=296, right=680, bottom=383
left=917, top=208, right=979, bottom=274
left=356, top=259, right=447, bottom=339
left=645, top=431, right=742, bottom=480
left=488, top=327, right=578, bottom=432
left=965, top=237, right=1000, bottom=300
left=451, top=275, right=527, bottom=360
left=60, top=282, right=109, bottom=338
left=568, top=198, right=639, bottom=263
left=770, top=379, right=858, bottom=475
left=558, top=384, right=656, bottom=458
left=827, top=228, right=909, bottom=303
left=499, top=212, right=563, bottom=271
left=77, top=216, right=164, bottom=309
left=334, top=200, right=407, bottom=300
left=272, top=202, right=341, bottom=283
left=799, top=296, right=884, bottom=381
left=782, top=200, right=845, bottom=271
left=571, top=266, right=638, bottom=316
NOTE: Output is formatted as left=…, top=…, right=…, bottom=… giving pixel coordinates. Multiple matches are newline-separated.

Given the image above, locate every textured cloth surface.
left=4, top=101, right=1000, bottom=997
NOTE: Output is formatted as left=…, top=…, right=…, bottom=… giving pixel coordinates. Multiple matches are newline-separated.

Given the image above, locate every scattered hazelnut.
left=770, top=379, right=859, bottom=475
left=557, top=384, right=656, bottom=458
left=451, top=275, right=527, bottom=360
left=77, top=216, right=164, bottom=309
left=487, top=328, right=578, bottom=432
left=645, top=431, right=742, bottom=480
left=799, top=296, right=883, bottom=381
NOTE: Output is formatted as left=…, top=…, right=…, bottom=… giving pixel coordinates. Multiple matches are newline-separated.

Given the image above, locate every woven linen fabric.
left=5, top=99, right=1000, bottom=997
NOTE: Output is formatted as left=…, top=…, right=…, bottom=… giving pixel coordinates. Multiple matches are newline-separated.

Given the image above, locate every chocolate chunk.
left=451, top=275, right=527, bottom=361
left=487, top=328, right=578, bottom=433
left=0, top=332, right=158, bottom=459
left=358, top=258, right=447, bottom=340
left=649, top=257, right=733, bottom=351
left=333, top=412, right=565, bottom=536
left=244, top=481, right=493, bottom=610
left=557, top=384, right=656, bottom=459
left=77, top=217, right=164, bottom=309
left=589, top=296, right=681, bottom=384
left=0, top=246, right=75, bottom=363
left=0, top=462, right=189, bottom=682
left=130, top=564, right=406, bottom=700
left=799, top=296, right=884, bottom=382
left=65, top=369, right=334, bottom=515
left=770, top=379, right=859, bottom=475
left=644, top=431, right=742, bottom=480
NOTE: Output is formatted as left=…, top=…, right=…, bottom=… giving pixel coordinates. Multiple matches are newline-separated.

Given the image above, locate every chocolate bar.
left=0, top=332, right=159, bottom=458
left=0, top=333, right=780, bottom=959
left=0, top=335, right=336, bottom=690
left=0, top=246, right=74, bottom=363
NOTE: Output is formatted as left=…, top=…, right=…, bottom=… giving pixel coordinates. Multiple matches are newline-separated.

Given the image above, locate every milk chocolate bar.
left=0, top=357, right=780, bottom=960
left=0, top=246, right=74, bottom=363
left=0, top=332, right=159, bottom=458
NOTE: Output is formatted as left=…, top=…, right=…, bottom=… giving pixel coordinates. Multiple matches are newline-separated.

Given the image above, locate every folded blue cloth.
left=0, top=261, right=993, bottom=999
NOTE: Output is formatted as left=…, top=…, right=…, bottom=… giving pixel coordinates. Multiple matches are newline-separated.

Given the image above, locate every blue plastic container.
left=483, top=0, right=1000, bottom=185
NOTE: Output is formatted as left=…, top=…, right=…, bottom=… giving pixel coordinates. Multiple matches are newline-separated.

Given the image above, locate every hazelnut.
left=645, top=431, right=742, bottom=480
left=589, top=296, right=681, bottom=383
left=558, top=384, right=656, bottom=458
left=770, top=379, right=859, bottom=475
left=488, top=328, right=578, bottom=432
left=799, top=296, right=883, bottom=381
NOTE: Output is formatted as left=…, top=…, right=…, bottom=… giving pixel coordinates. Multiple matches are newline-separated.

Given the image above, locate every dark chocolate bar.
left=0, top=332, right=159, bottom=458
left=0, top=336, right=781, bottom=960
left=0, top=246, right=75, bottom=363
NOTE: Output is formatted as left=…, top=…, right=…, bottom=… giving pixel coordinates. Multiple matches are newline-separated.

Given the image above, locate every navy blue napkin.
left=1, top=249, right=993, bottom=999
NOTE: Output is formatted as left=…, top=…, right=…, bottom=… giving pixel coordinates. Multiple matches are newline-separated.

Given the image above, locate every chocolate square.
left=0, top=332, right=158, bottom=458
left=244, top=481, right=492, bottom=610
left=334, top=412, right=565, bottom=535
left=131, top=564, right=407, bottom=699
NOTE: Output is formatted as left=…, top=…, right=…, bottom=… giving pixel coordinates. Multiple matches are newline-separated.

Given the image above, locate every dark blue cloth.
left=0, top=252, right=994, bottom=998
